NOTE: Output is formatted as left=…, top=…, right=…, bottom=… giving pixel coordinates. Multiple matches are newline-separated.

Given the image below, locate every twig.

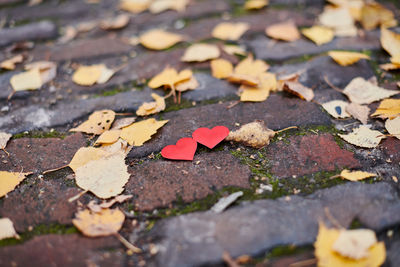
left=226, top=100, right=240, bottom=109
left=42, top=164, right=68, bottom=174
left=289, top=258, right=317, bottom=267
left=115, top=232, right=142, bottom=253
left=324, top=207, right=344, bottom=229
left=275, top=126, right=298, bottom=134
left=68, top=190, right=88, bottom=203
left=1, top=148, right=9, bottom=156
left=222, top=251, right=240, bottom=267
left=323, top=75, right=343, bottom=93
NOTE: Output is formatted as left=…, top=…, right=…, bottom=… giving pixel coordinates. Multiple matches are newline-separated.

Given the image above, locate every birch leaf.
left=0, top=218, right=19, bottom=240
left=139, top=29, right=183, bottom=50
left=385, top=116, right=400, bottom=140
left=322, top=100, right=350, bottom=118
left=95, top=130, right=122, bottom=145
left=120, top=118, right=168, bottom=146
left=72, top=65, right=103, bottom=86
left=70, top=110, right=115, bottom=135
left=338, top=126, right=384, bottom=148
left=175, top=76, right=199, bottom=92
left=212, top=22, right=250, bottom=41
left=120, top=0, right=150, bottom=13
left=148, top=67, right=192, bottom=89
left=283, top=81, right=314, bottom=101
left=339, top=169, right=376, bottom=181
left=361, top=3, right=397, bottom=30
left=0, top=132, right=12, bottom=150
left=0, top=172, right=30, bottom=198
left=210, top=59, right=233, bottom=79
left=265, top=21, right=300, bottom=42
left=301, top=26, right=334, bottom=46
left=346, top=103, right=370, bottom=124
left=136, top=93, right=165, bottom=116
left=328, top=51, right=370, bottom=66
left=371, top=99, right=400, bottom=119
left=380, top=27, right=400, bottom=58
left=181, top=44, right=220, bottom=62
left=100, top=14, right=130, bottom=30
left=111, top=117, right=137, bottom=130
left=244, top=0, right=268, bottom=10
left=240, top=72, right=276, bottom=102
left=226, top=121, right=275, bottom=148
left=0, top=55, right=24, bottom=70
left=10, top=68, right=42, bottom=91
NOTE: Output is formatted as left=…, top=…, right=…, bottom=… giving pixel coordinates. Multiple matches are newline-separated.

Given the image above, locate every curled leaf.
left=283, top=81, right=314, bottom=101
left=385, top=116, right=400, bottom=140
left=136, top=93, right=166, bottom=116
left=226, top=121, right=275, bottom=148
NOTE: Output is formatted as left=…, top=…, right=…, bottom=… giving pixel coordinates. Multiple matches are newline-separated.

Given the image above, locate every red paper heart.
left=192, top=126, right=230, bottom=149
left=161, top=137, right=198, bottom=161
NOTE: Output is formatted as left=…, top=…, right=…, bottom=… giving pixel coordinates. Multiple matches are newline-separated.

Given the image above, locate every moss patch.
left=12, top=130, right=67, bottom=139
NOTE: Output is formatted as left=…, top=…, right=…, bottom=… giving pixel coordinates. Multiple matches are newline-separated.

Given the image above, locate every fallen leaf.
left=346, top=103, right=370, bottom=124
left=385, top=116, right=400, bottom=140
left=139, top=29, right=183, bottom=50
left=301, top=26, right=334, bottom=46
left=120, top=0, right=150, bottom=13
left=240, top=72, right=276, bottom=102
left=0, top=132, right=12, bottom=150
left=111, top=117, right=137, bottom=130
left=148, top=67, right=192, bottom=89
left=0, top=54, right=24, bottom=70
left=380, top=62, right=400, bottom=71
left=211, top=191, right=243, bottom=213
left=380, top=27, right=400, bottom=58
left=333, top=229, right=378, bottom=259
left=181, top=43, right=220, bottom=62
left=72, top=64, right=114, bottom=86
left=69, top=147, right=111, bottom=172
left=70, top=110, right=116, bottom=135
left=100, top=194, right=133, bottom=209
left=73, top=208, right=125, bottom=237
left=343, top=77, right=399, bottom=104
left=175, top=76, right=199, bottom=92
left=0, top=218, right=19, bottom=240
left=120, top=118, right=168, bottom=146
left=211, top=59, right=233, bottom=79
left=338, top=126, right=384, bottom=148
left=222, top=45, right=247, bottom=56
left=371, top=99, right=400, bottom=119
left=328, top=51, right=370, bottom=66
left=322, top=100, right=351, bottom=118
left=136, top=93, right=166, bottom=116
left=277, top=72, right=301, bottom=91
left=283, top=81, right=314, bottom=101
left=95, top=130, right=122, bottom=145
left=339, top=169, right=376, bottom=181
left=244, top=0, right=268, bottom=10
left=25, top=61, right=57, bottom=85
left=361, top=3, right=397, bottom=30
left=212, top=22, right=250, bottom=41
left=315, top=223, right=385, bottom=267
left=149, top=0, right=189, bottom=13
left=265, top=21, right=300, bottom=42
left=97, top=65, right=115, bottom=84
left=319, top=7, right=357, bottom=37
left=227, top=74, right=260, bottom=87
left=327, top=0, right=364, bottom=21
left=234, top=55, right=269, bottom=76
left=226, top=121, right=275, bottom=148
left=100, top=14, right=130, bottom=30
left=10, top=68, right=42, bottom=91
left=0, top=172, right=30, bottom=198
left=58, top=26, right=77, bottom=43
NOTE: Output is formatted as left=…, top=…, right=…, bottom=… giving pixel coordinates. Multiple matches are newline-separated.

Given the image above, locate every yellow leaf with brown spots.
left=70, top=110, right=115, bottom=135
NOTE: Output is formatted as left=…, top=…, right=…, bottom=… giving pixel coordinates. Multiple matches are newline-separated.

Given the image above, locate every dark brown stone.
left=126, top=151, right=251, bottom=211
left=266, top=134, right=361, bottom=178
left=0, top=133, right=87, bottom=173
left=381, top=137, right=400, bottom=165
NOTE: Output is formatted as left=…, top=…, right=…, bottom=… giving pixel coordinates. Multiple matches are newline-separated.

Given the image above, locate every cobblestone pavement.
left=0, top=0, right=400, bottom=266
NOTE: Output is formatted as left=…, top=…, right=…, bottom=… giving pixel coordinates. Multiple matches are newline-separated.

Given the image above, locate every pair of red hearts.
left=161, top=126, right=229, bottom=161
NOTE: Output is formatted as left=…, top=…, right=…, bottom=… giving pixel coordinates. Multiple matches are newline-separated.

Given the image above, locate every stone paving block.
left=0, top=234, right=122, bottom=267
left=125, top=151, right=251, bottom=211
left=0, top=133, right=86, bottom=173
left=380, top=137, right=400, bottom=165
left=266, top=134, right=360, bottom=178
left=143, top=182, right=400, bottom=267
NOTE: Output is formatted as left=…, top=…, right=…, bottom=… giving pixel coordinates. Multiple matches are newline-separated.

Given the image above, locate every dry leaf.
left=0, top=172, right=30, bottom=198
left=283, top=81, right=314, bottom=101
left=73, top=208, right=124, bottom=237
left=339, top=169, right=376, bottom=181
left=100, top=194, right=133, bottom=209
left=327, top=0, right=364, bottom=21
left=69, top=147, right=111, bottom=172
left=315, top=223, right=385, bottom=267
left=380, top=27, right=400, bottom=58
left=301, top=26, right=334, bottom=46
left=95, top=130, right=122, bottom=145
left=343, top=77, right=399, bottom=104
left=10, top=68, right=42, bottom=91
left=338, top=126, right=384, bottom=148
left=70, top=110, right=116, bottom=135
left=0, top=132, right=12, bottom=150
left=0, top=54, right=24, bottom=70
left=72, top=64, right=114, bottom=86
left=25, top=61, right=57, bottom=85
left=244, top=0, right=268, bottom=10
left=223, top=45, right=246, bottom=56
left=361, top=3, right=397, bottom=30
left=97, top=66, right=115, bottom=84
left=149, top=0, right=189, bottom=13
left=322, top=100, right=350, bottom=118
left=333, top=229, right=378, bottom=259
left=385, top=116, right=400, bottom=140
left=148, top=67, right=192, bottom=89
left=212, top=22, right=250, bottom=41
left=0, top=218, right=19, bottom=240
left=277, top=72, right=301, bottom=91
left=181, top=43, right=220, bottom=62
left=319, top=7, right=357, bottom=37
left=371, top=99, right=400, bottom=119
left=111, top=117, right=137, bottom=130
left=328, top=51, right=370, bottom=66
left=139, top=29, right=183, bottom=50
left=211, top=59, right=233, bottom=79
left=59, top=26, right=77, bottom=43
left=100, top=14, right=130, bottom=30
left=228, top=73, right=259, bottom=87
left=175, top=76, right=199, bottom=92
left=136, top=93, right=166, bottom=116
left=226, top=121, right=275, bottom=148
left=265, top=21, right=300, bottom=42
left=346, top=103, right=370, bottom=124
left=240, top=72, right=276, bottom=102
left=120, top=0, right=150, bottom=13
left=234, top=55, right=269, bottom=76
left=120, top=118, right=168, bottom=146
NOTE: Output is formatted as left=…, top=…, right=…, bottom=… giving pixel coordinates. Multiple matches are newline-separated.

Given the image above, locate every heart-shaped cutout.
left=192, top=126, right=229, bottom=149
left=161, top=137, right=197, bottom=161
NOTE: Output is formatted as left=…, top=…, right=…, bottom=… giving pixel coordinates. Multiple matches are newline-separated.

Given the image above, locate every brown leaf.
left=283, top=81, right=314, bottom=101
left=226, top=121, right=275, bottom=148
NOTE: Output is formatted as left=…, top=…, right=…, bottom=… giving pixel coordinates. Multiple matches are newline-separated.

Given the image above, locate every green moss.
left=266, top=244, right=313, bottom=259
left=0, top=224, right=78, bottom=247
left=12, top=130, right=67, bottom=139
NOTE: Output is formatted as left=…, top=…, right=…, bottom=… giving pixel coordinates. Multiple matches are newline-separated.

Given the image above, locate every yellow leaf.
left=283, top=81, right=314, bottom=101
left=328, top=51, right=370, bottom=66
left=95, top=130, right=122, bottom=145
left=10, top=68, right=42, bottom=91
left=319, top=7, right=357, bottom=37
left=227, top=73, right=260, bottom=87
left=181, top=43, right=220, bottom=62
left=0, top=218, right=19, bottom=240
left=345, top=103, right=370, bottom=125
left=0, top=172, right=30, bottom=198
left=385, top=116, right=400, bottom=140
left=0, top=132, right=12, bottom=150
left=322, top=100, right=351, bottom=118
left=244, top=0, right=268, bottom=10
left=25, top=61, right=57, bottom=85
left=379, top=62, right=400, bottom=71
left=0, top=54, right=24, bottom=70
left=265, top=21, right=300, bottom=42
left=338, top=126, right=384, bottom=148
left=210, top=59, right=233, bottom=79
left=139, top=29, right=183, bottom=50
left=175, top=76, right=199, bottom=92
left=70, top=110, right=115, bottom=135
left=111, top=117, right=137, bottom=130
left=73, top=208, right=125, bottom=237
left=301, top=26, right=334, bottom=46
left=69, top=147, right=111, bottom=172
left=315, top=223, right=385, bottom=267
left=212, top=22, right=250, bottom=41
left=119, top=0, right=150, bottom=13
left=391, top=55, right=400, bottom=65
left=149, top=0, right=189, bottom=13
left=136, top=93, right=166, bottom=116
left=343, top=77, right=399, bottom=105
left=100, top=14, right=130, bottom=30
left=226, top=121, right=275, bottom=148
left=234, top=55, right=269, bottom=76
left=332, top=229, right=378, bottom=259
left=240, top=72, right=276, bottom=102
left=339, top=169, right=376, bottom=181
left=361, top=3, right=397, bottom=30
left=148, top=67, right=192, bottom=89
left=380, top=27, right=400, bottom=58
left=72, top=65, right=103, bottom=86
left=371, top=99, right=400, bottom=119
left=120, top=118, right=168, bottom=146
left=222, top=45, right=247, bottom=56
left=97, top=65, right=115, bottom=84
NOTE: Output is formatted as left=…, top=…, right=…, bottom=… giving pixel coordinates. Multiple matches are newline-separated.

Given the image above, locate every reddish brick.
left=381, top=137, right=400, bottom=164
